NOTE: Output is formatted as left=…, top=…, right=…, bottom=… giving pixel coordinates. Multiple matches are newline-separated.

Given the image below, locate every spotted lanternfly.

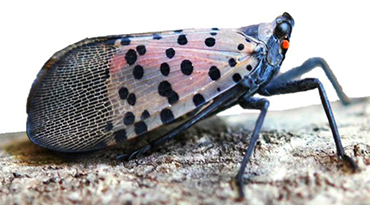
left=26, top=12, right=358, bottom=198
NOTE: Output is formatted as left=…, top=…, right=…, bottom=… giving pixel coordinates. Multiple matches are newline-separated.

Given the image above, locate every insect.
left=26, top=12, right=358, bottom=198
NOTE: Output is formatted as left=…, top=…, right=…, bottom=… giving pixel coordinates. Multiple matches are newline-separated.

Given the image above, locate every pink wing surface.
left=27, top=28, right=260, bottom=152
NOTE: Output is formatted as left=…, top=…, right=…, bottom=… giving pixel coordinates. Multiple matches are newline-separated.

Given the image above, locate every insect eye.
left=274, top=22, right=291, bottom=39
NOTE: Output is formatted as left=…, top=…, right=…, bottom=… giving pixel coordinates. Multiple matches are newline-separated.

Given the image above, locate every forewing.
left=27, top=28, right=260, bottom=152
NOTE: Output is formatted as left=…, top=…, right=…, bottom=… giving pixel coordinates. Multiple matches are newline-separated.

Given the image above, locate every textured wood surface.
left=1, top=97, right=370, bottom=205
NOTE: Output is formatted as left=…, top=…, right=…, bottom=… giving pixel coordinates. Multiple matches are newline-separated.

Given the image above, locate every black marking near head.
left=119, top=87, right=129, bottom=100
left=177, top=34, right=188, bottom=45
left=127, top=93, right=136, bottom=106
left=121, top=37, right=131, bottom=46
left=134, top=121, right=148, bottom=135
left=160, top=63, right=170, bottom=76
left=160, top=108, right=174, bottom=124
left=238, top=44, right=244, bottom=51
left=174, top=29, right=183, bottom=33
left=153, top=34, right=162, bottom=40
left=228, top=58, right=237, bottom=67
left=232, top=73, right=242, bottom=83
left=246, top=64, right=253, bottom=71
left=212, top=28, right=219, bottom=31
left=165, top=48, right=175, bottom=59
left=210, top=32, right=217, bottom=36
left=125, top=49, right=137, bottom=65
left=141, top=110, right=150, bottom=120
left=114, top=129, right=127, bottom=143
left=133, top=65, right=144, bottom=79
left=205, top=37, right=216, bottom=47
left=123, top=112, right=135, bottom=125
left=181, top=60, right=193, bottom=75
left=208, top=66, right=220, bottom=81
left=193, top=93, right=205, bottom=107
left=136, top=45, right=146, bottom=55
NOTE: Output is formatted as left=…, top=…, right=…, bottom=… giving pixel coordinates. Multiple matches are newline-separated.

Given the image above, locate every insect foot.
left=342, top=154, right=360, bottom=172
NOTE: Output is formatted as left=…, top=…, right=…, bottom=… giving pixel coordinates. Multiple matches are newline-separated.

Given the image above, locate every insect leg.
left=116, top=85, right=245, bottom=160
left=234, top=96, right=270, bottom=199
left=260, top=78, right=359, bottom=171
left=266, top=57, right=350, bottom=104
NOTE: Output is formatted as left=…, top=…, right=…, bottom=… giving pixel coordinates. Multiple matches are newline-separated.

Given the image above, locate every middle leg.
left=234, top=96, right=270, bottom=199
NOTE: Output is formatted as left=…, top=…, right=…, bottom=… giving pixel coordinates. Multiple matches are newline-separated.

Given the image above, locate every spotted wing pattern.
left=27, top=28, right=260, bottom=152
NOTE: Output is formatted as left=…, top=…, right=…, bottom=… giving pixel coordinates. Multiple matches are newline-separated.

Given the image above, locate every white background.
left=1, top=0, right=369, bottom=133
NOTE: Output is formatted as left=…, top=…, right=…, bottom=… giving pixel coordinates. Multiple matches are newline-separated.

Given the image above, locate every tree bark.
left=1, top=97, right=369, bottom=205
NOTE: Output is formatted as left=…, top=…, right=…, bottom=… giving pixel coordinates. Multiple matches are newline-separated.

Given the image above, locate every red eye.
left=281, top=39, right=290, bottom=49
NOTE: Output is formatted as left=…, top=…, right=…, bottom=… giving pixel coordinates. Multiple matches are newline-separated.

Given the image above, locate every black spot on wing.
left=104, top=68, right=110, bottom=79
left=105, top=121, right=113, bottom=131
left=141, top=110, right=150, bottom=120
left=165, top=48, right=175, bottom=59
left=158, top=81, right=173, bottom=97
left=125, top=49, right=137, bottom=65
left=228, top=58, right=237, bottom=67
left=246, top=64, right=253, bottom=71
left=208, top=66, right=220, bottom=81
left=123, top=112, right=135, bottom=125
left=153, top=34, right=162, bottom=40
left=181, top=60, right=193, bottom=75
left=167, top=91, right=179, bottom=105
left=134, top=121, right=148, bottom=135
left=233, top=73, right=242, bottom=83
left=119, top=87, right=129, bottom=100
left=238, top=44, right=244, bottom=51
left=177, top=34, right=188, bottom=45
left=121, top=37, right=131, bottom=46
left=127, top=93, right=136, bottom=106
left=193, top=94, right=205, bottom=107
left=160, top=108, right=174, bottom=124
left=160, top=63, right=170, bottom=76
left=114, top=129, right=127, bottom=143
left=133, top=65, right=144, bottom=80
left=158, top=81, right=179, bottom=105
left=205, top=37, right=216, bottom=47
left=136, top=45, right=146, bottom=55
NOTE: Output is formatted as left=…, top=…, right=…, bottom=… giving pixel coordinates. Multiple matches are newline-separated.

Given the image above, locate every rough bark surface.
left=1, top=97, right=370, bottom=205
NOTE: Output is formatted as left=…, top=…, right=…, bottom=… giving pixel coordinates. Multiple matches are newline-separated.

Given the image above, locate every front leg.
left=267, top=57, right=350, bottom=105
left=260, top=78, right=359, bottom=171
